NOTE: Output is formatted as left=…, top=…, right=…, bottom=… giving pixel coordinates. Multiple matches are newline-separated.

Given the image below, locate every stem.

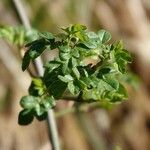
left=12, top=0, right=60, bottom=149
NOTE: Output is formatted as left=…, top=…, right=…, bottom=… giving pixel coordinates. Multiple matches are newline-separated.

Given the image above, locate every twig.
left=12, top=0, right=60, bottom=149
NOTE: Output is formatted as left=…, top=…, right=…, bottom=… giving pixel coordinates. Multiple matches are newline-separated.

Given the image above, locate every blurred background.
left=0, top=0, right=150, bottom=150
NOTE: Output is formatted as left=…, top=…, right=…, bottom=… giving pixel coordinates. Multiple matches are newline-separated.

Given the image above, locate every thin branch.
left=12, top=0, right=30, bottom=30
left=12, top=0, right=60, bottom=149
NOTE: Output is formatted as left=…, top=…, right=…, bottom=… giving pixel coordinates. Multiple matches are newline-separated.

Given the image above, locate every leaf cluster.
left=0, top=26, right=38, bottom=47
left=18, top=24, right=132, bottom=125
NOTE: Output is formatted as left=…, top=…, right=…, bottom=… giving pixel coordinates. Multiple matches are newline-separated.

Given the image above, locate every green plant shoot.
left=0, top=24, right=132, bottom=125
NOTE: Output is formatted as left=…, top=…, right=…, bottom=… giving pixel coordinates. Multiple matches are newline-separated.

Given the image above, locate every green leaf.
left=108, top=83, right=128, bottom=102
left=29, top=78, right=46, bottom=96
left=34, top=104, right=43, bottom=116
left=103, top=75, right=119, bottom=90
left=69, top=57, right=78, bottom=68
left=110, top=41, right=132, bottom=73
left=20, top=94, right=56, bottom=120
left=62, top=24, right=87, bottom=34
left=35, top=112, right=47, bottom=121
left=59, top=45, right=70, bottom=53
left=81, top=76, right=97, bottom=88
left=97, top=30, right=111, bottom=43
left=22, top=51, right=30, bottom=71
left=20, top=96, right=38, bottom=109
left=58, top=75, right=74, bottom=83
left=47, top=78, right=67, bottom=99
left=68, top=81, right=75, bottom=95
left=62, top=61, right=70, bottom=74
left=82, top=39, right=97, bottom=49
left=28, top=41, right=46, bottom=58
left=22, top=39, right=47, bottom=71
left=72, top=67, right=80, bottom=79
left=116, top=49, right=132, bottom=63
left=117, top=83, right=128, bottom=98
left=82, top=88, right=101, bottom=102
left=97, top=67, right=111, bottom=78
left=18, top=109, right=34, bottom=125
left=112, top=40, right=123, bottom=51
left=117, top=59, right=126, bottom=73
left=59, top=52, right=71, bottom=61
left=42, top=96, right=56, bottom=110
left=44, top=61, right=61, bottom=73
left=87, top=32, right=98, bottom=39
left=72, top=48, right=80, bottom=58
left=98, top=79, right=115, bottom=92
left=39, top=31, right=54, bottom=40
left=71, top=24, right=87, bottom=32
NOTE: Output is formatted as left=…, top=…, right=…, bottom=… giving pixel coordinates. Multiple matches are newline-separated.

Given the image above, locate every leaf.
left=44, top=60, right=61, bottom=73
left=39, top=31, right=54, bottom=40
left=97, top=67, right=111, bottom=78
left=81, top=77, right=97, bottom=88
left=76, top=79, right=87, bottom=89
left=59, top=52, right=71, bottom=61
left=26, top=29, right=38, bottom=41
left=117, top=83, right=128, bottom=98
left=103, top=75, right=119, bottom=90
left=82, top=88, right=101, bottom=102
left=112, top=40, right=123, bottom=51
left=110, top=41, right=132, bottom=73
left=87, top=32, right=98, bottom=39
left=29, top=78, right=46, bottom=96
left=68, top=57, right=78, bottom=68
left=68, top=81, right=75, bottom=95
left=61, top=24, right=87, bottom=34
left=108, top=83, right=128, bottom=102
left=42, top=96, right=56, bottom=110
left=28, top=41, right=46, bottom=59
left=72, top=48, right=80, bottom=58
left=116, top=49, right=132, bottom=63
left=47, top=78, right=67, bottom=99
left=22, top=51, right=31, bottom=71
left=34, top=104, right=43, bottom=116
left=97, top=30, right=111, bottom=43
left=22, top=39, right=47, bottom=71
left=58, top=45, right=70, bottom=53
left=18, top=109, right=34, bottom=125
left=35, top=112, right=47, bottom=121
left=62, top=61, right=70, bottom=74
left=20, top=96, right=39, bottom=109
left=72, top=67, right=80, bottom=79
left=98, top=79, right=115, bottom=92
left=58, top=75, right=74, bottom=83
left=71, top=24, right=87, bottom=32
left=82, top=39, right=97, bottom=49
left=117, top=59, right=126, bottom=73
